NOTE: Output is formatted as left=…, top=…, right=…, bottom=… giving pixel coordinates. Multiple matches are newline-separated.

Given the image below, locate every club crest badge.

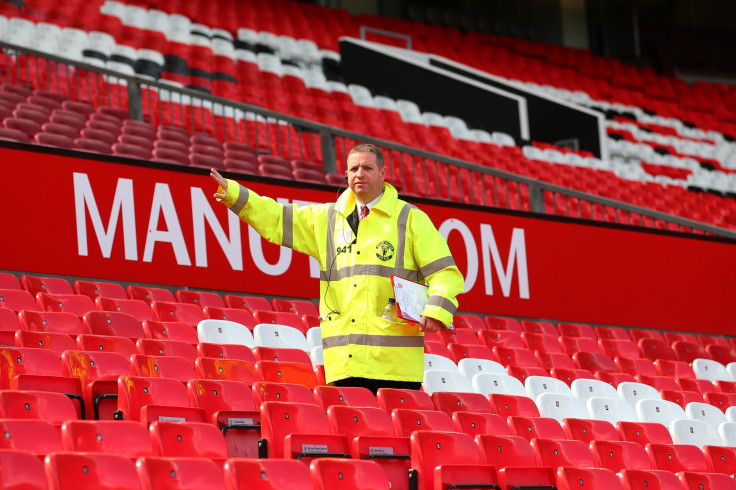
left=375, top=241, right=394, bottom=261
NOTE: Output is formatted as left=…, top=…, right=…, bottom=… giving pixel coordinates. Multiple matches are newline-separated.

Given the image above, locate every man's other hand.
left=419, top=316, right=443, bottom=334
left=210, top=168, right=227, bottom=200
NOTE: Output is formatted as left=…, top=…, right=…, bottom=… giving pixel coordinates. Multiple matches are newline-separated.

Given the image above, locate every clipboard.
left=390, top=275, right=429, bottom=323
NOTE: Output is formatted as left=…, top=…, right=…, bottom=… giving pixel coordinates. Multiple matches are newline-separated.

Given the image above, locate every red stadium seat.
left=0, top=289, right=37, bottom=312
left=175, top=290, right=226, bottom=308
left=617, top=421, right=673, bottom=446
left=391, top=408, right=455, bottom=437
left=83, top=310, right=145, bottom=339
left=556, top=467, right=624, bottom=490
left=255, top=360, right=318, bottom=388
left=202, top=306, right=255, bottom=330
left=60, top=420, right=153, bottom=459
left=224, top=294, right=273, bottom=312
left=194, top=357, right=257, bottom=384
left=76, top=334, right=137, bottom=357
left=252, top=381, right=318, bottom=406
left=483, top=316, right=522, bottom=332
left=478, top=329, right=526, bottom=349
left=151, top=301, right=206, bottom=326
left=0, top=449, right=47, bottom=489
left=0, top=419, right=62, bottom=456
left=116, top=376, right=206, bottom=424
left=36, top=292, right=95, bottom=316
left=254, top=346, right=312, bottom=366
left=14, top=330, right=76, bottom=357
left=590, top=439, right=652, bottom=472
left=136, top=338, right=197, bottom=362
left=488, top=394, right=540, bottom=418
left=271, top=298, right=319, bottom=317
left=645, top=443, right=708, bottom=472
left=0, top=390, right=78, bottom=427
left=313, top=385, right=378, bottom=409
left=310, top=459, right=391, bottom=490
left=452, top=411, right=510, bottom=437
left=562, top=418, right=620, bottom=443
left=143, top=320, right=198, bottom=344
left=126, top=285, right=176, bottom=305
left=617, top=469, right=683, bottom=490
left=149, top=420, right=228, bottom=460
left=223, top=459, right=313, bottom=490
left=130, top=354, right=196, bottom=383
left=452, top=314, right=486, bottom=332
left=20, top=274, right=73, bottom=296
left=410, top=430, right=492, bottom=490
left=44, top=452, right=141, bottom=490
left=136, top=456, right=226, bottom=489
left=531, top=438, right=596, bottom=469
left=196, top=342, right=256, bottom=363
left=377, top=388, right=434, bottom=413
left=73, top=279, right=127, bottom=300
left=95, top=297, right=154, bottom=322
left=507, top=415, right=565, bottom=441
left=61, top=350, right=130, bottom=420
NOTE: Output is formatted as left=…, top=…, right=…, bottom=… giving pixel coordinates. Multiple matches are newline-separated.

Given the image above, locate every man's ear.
left=379, top=166, right=387, bottom=181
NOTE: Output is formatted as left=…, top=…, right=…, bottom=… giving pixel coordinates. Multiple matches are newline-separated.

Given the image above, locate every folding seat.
left=423, top=370, right=474, bottom=395
left=0, top=272, right=20, bottom=289
left=259, top=401, right=350, bottom=461
left=253, top=310, right=307, bottom=335
left=253, top=324, right=309, bottom=351
left=705, top=391, right=736, bottom=412
left=61, top=349, right=131, bottom=420
left=595, top=326, right=630, bottom=341
left=0, top=390, right=78, bottom=427
left=196, top=319, right=255, bottom=348
left=76, top=334, right=137, bottom=357
left=557, top=322, right=597, bottom=340
left=447, top=343, right=497, bottom=363
left=693, top=359, right=730, bottom=382
left=483, top=316, right=522, bottom=332
left=151, top=301, right=206, bottom=326
left=704, top=445, right=736, bottom=474
left=127, top=285, right=176, bottom=305
left=391, top=408, right=455, bottom=437
left=175, top=290, right=225, bottom=308
left=93, top=296, right=155, bottom=322
left=537, top=392, right=589, bottom=423
left=705, top=345, right=736, bottom=365
left=44, top=452, right=141, bottom=490
left=635, top=398, right=685, bottom=427
left=615, top=357, right=658, bottom=377
left=521, top=320, right=557, bottom=336
left=377, top=388, right=434, bottom=413
left=679, top=377, right=717, bottom=394
left=136, top=456, right=226, bottom=490
left=570, top=378, right=620, bottom=405
left=271, top=298, right=319, bottom=317
left=0, top=307, right=21, bottom=345
left=137, top=338, right=197, bottom=362
left=36, top=292, right=96, bottom=317
left=550, top=367, right=596, bottom=386
left=472, top=372, right=527, bottom=397
left=452, top=313, right=486, bottom=332
left=0, top=448, right=47, bottom=489
left=425, top=341, right=452, bottom=358
left=314, top=385, right=378, bottom=409
left=672, top=341, right=710, bottom=364
left=670, top=418, right=722, bottom=449
left=522, top=332, right=563, bottom=353
left=562, top=417, right=619, bottom=443
left=478, top=329, right=525, bottom=349
left=186, top=378, right=260, bottom=457
left=618, top=381, right=662, bottom=407
left=436, top=328, right=481, bottom=346
left=634, top=374, right=680, bottom=392
left=525, top=375, right=572, bottom=400
left=310, top=459, right=391, bottom=490
left=645, top=442, right=709, bottom=473
left=83, top=310, right=145, bottom=339
left=677, top=472, right=736, bottom=490
left=0, top=419, right=61, bottom=456
left=556, top=467, right=624, bottom=490
left=507, top=415, right=565, bottom=441
left=194, top=357, right=257, bottom=384
left=457, top=358, right=506, bottom=380
left=150, top=419, right=228, bottom=460
left=660, top=389, right=703, bottom=409
left=326, top=405, right=410, bottom=488
left=595, top=371, right=636, bottom=387
left=559, top=336, right=600, bottom=356
left=410, top=430, right=495, bottom=490
left=573, top=351, right=617, bottom=373
left=224, top=294, right=272, bottom=312
left=654, top=359, right=696, bottom=378
left=20, top=275, right=73, bottom=296
left=255, top=346, right=312, bottom=366
left=17, top=311, right=80, bottom=336
left=255, top=360, right=318, bottom=388
left=14, top=329, right=75, bottom=357
left=60, top=419, right=152, bottom=458
left=432, top=390, right=493, bottom=415
left=224, top=459, right=313, bottom=489
left=637, top=338, right=678, bottom=362
left=196, top=342, right=255, bottom=363
left=143, top=321, right=198, bottom=344
left=73, top=279, right=127, bottom=300
left=589, top=439, right=652, bottom=472
left=587, top=396, right=639, bottom=424
left=599, top=338, right=639, bottom=358
left=253, top=381, right=318, bottom=406
left=698, top=335, right=731, bottom=349
left=202, top=307, right=256, bottom=330
left=531, top=438, right=596, bottom=469
left=116, top=376, right=206, bottom=424
left=130, top=354, right=195, bottom=383
left=617, top=468, right=683, bottom=490
left=493, top=346, right=539, bottom=368
left=534, top=351, right=574, bottom=372
left=685, top=401, right=729, bottom=431
left=628, top=329, right=665, bottom=344
left=728, top=405, right=736, bottom=422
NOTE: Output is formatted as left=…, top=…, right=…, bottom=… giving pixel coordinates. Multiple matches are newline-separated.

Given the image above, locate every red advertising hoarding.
left=1, top=146, right=734, bottom=333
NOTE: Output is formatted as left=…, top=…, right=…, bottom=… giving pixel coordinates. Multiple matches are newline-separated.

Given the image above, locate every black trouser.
left=334, top=377, right=422, bottom=395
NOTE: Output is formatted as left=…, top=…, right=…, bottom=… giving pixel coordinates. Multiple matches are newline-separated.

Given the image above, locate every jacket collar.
left=337, top=182, right=398, bottom=218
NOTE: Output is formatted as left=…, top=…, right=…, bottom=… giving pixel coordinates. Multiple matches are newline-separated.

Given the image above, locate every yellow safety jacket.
left=220, top=180, right=465, bottom=384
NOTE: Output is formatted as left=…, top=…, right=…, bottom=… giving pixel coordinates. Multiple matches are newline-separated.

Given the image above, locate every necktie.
left=360, top=205, right=370, bottom=221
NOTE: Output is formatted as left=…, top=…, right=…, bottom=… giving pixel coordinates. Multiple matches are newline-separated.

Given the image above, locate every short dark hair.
left=348, top=144, right=384, bottom=168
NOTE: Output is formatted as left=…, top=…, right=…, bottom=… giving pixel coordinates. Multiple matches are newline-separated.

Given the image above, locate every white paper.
left=392, top=275, right=429, bottom=322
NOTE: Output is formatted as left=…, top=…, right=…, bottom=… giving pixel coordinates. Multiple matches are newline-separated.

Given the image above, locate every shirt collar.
left=337, top=182, right=398, bottom=218
left=356, top=193, right=382, bottom=213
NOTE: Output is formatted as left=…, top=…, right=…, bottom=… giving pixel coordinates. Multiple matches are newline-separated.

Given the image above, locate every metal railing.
left=2, top=40, right=735, bottom=240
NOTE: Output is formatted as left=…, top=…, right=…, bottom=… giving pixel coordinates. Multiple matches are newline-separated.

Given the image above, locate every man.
left=211, top=143, right=464, bottom=393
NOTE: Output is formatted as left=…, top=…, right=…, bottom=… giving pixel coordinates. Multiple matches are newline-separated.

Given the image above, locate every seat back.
left=255, top=360, right=318, bottom=388
left=617, top=382, right=661, bottom=406
left=44, top=452, right=141, bottom=490
left=424, top=353, right=459, bottom=373
left=310, top=459, right=391, bottom=490
left=0, top=419, right=61, bottom=455
left=391, top=408, right=455, bottom=437
left=327, top=405, right=395, bottom=439
left=313, top=385, right=378, bottom=409
left=669, top=418, right=722, bottom=449
left=83, top=311, right=145, bottom=339
left=130, top=354, right=195, bottom=383
left=410, top=430, right=482, bottom=490
left=253, top=323, right=309, bottom=351
left=260, top=401, right=332, bottom=458
left=136, top=456, right=225, bottom=489
left=194, top=357, right=257, bottom=384
left=149, top=420, right=228, bottom=458
left=536, top=392, right=589, bottom=423
left=471, top=373, right=526, bottom=396
left=589, top=440, right=652, bottom=472
left=635, top=398, right=686, bottom=426
left=423, top=370, right=473, bottom=395
left=587, top=396, right=639, bottom=424
left=525, top=375, right=572, bottom=400
left=196, top=319, right=255, bottom=347
left=60, top=420, right=153, bottom=459
left=377, top=388, right=434, bottom=413
left=116, top=376, right=205, bottom=423
left=685, top=401, right=728, bottom=431
left=0, top=448, right=47, bottom=489
left=223, top=459, right=313, bottom=490
left=570, top=378, right=620, bottom=405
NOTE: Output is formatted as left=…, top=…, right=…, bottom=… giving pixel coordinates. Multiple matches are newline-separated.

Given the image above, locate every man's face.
left=347, top=151, right=386, bottom=203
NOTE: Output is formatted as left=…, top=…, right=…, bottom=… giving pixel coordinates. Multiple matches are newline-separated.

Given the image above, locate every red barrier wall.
left=1, top=146, right=734, bottom=333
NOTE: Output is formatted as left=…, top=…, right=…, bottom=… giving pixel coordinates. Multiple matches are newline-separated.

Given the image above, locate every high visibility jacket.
left=220, top=180, right=464, bottom=384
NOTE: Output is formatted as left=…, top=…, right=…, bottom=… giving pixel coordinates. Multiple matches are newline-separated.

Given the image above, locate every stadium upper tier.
left=0, top=0, right=734, bottom=231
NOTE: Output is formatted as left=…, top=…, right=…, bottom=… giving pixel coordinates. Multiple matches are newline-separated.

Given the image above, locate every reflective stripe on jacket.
left=220, top=180, right=465, bottom=384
